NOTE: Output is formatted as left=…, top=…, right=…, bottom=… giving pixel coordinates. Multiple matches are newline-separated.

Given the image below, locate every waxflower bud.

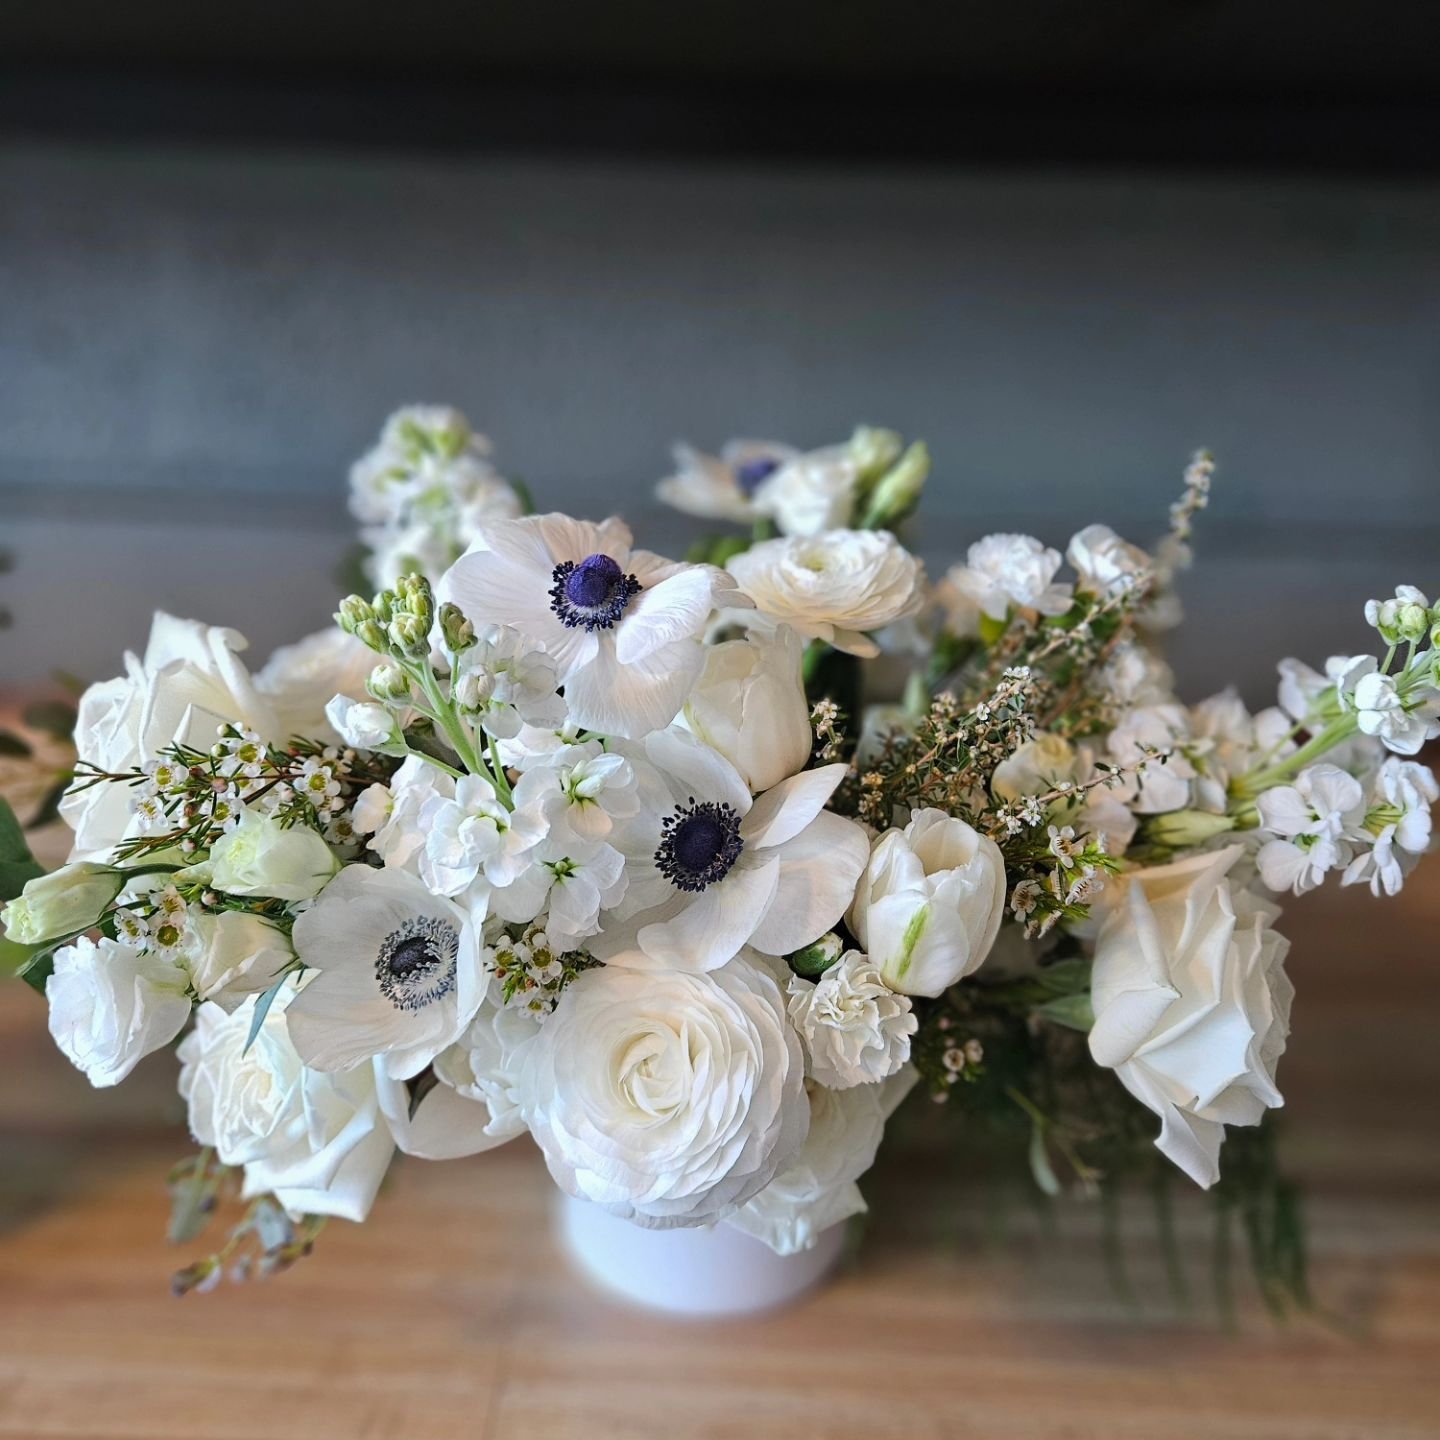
left=859, top=440, right=930, bottom=530
left=1, top=863, right=126, bottom=945
left=439, top=602, right=475, bottom=652
left=849, top=425, right=904, bottom=484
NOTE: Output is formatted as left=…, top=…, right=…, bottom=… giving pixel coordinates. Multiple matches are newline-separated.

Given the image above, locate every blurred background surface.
left=3, top=1, right=1439, bottom=701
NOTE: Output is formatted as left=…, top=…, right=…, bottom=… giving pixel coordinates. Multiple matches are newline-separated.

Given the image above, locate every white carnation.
left=786, top=952, right=916, bottom=1089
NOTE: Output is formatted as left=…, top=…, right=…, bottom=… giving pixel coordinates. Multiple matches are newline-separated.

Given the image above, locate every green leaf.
left=0, top=796, right=44, bottom=902
left=1027, top=1123, right=1062, bottom=1197
left=1034, top=992, right=1095, bottom=1032
left=0, top=729, right=32, bottom=759
left=17, top=950, right=54, bottom=995
left=22, top=700, right=77, bottom=741
left=27, top=773, right=72, bottom=830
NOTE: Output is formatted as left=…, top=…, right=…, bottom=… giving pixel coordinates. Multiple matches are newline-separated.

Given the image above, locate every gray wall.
left=4, top=142, right=1438, bottom=701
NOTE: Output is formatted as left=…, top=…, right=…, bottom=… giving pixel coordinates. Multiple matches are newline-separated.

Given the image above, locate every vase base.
left=557, top=1194, right=845, bottom=1317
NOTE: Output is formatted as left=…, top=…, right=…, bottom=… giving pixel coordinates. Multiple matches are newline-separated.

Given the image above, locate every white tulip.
left=209, top=812, right=339, bottom=901
left=681, top=626, right=813, bottom=792
left=848, top=808, right=1006, bottom=997
left=1088, top=845, right=1292, bottom=1188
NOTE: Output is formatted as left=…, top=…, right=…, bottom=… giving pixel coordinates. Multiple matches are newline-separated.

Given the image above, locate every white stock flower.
left=452, top=625, right=567, bottom=740
left=656, top=439, right=799, bottom=525
left=942, top=534, right=1072, bottom=628
left=509, top=741, right=639, bottom=848
left=1351, top=667, right=1440, bottom=756
left=208, top=812, right=340, bottom=901
left=1364, top=585, right=1431, bottom=645
left=519, top=950, right=809, bottom=1228
left=725, top=1069, right=916, bottom=1255
left=1276, top=657, right=1328, bottom=723
left=46, top=935, right=191, bottom=1087
left=1255, top=763, right=1365, bottom=894
left=442, top=514, right=745, bottom=738
left=179, top=984, right=395, bottom=1223
left=680, top=625, right=813, bottom=792
left=1066, top=524, right=1152, bottom=596
left=184, top=910, right=294, bottom=1011
left=847, top=809, right=1006, bottom=997
left=355, top=755, right=445, bottom=869
left=287, top=865, right=484, bottom=1079
left=1106, top=704, right=1198, bottom=814
left=1101, top=643, right=1177, bottom=707
left=60, top=612, right=280, bottom=861
left=1088, top=845, right=1292, bottom=1189
left=488, top=838, right=627, bottom=950
left=785, top=951, right=916, bottom=1089
left=1343, top=757, right=1438, bottom=897
left=324, top=695, right=405, bottom=755
left=727, top=530, right=925, bottom=658
left=595, top=728, right=868, bottom=973
left=419, top=774, right=548, bottom=906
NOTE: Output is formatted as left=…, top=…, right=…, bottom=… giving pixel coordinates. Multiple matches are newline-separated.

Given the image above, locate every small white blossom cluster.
left=7, top=415, right=1436, bottom=1296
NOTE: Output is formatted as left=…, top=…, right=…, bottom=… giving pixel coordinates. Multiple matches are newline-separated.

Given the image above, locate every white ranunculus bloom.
left=287, top=865, right=485, bottom=1079
left=430, top=996, right=543, bottom=1147
left=60, top=612, right=281, bottom=862
left=179, top=984, right=396, bottom=1223
left=785, top=951, right=916, bottom=1089
left=594, top=727, right=869, bottom=973
left=1088, top=845, right=1293, bottom=1189
left=847, top=809, right=1006, bottom=997
left=355, top=755, right=449, bottom=869
left=680, top=625, right=813, bottom=793
left=756, top=445, right=860, bottom=537
left=942, top=534, right=1073, bottom=627
left=184, top=910, right=294, bottom=1012
left=46, top=935, right=191, bottom=1087
left=725, top=1068, right=916, bottom=1255
left=324, top=695, right=405, bottom=755
left=519, top=950, right=809, bottom=1229
left=1, top=862, right=124, bottom=946
left=727, top=530, right=925, bottom=658
left=656, top=439, right=799, bottom=525
left=256, top=628, right=376, bottom=743
left=1255, top=763, right=1366, bottom=894
left=208, top=812, right=340, bottom=901
left=1066, top=524, right=1152, bottom=597
left=441, top=514, right=747, bottom=739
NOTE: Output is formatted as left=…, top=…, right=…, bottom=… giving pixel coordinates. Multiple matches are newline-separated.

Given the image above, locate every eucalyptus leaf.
left=243, top=972, right=292, bottom=1055
left=0, top=797, right=44, bottom=901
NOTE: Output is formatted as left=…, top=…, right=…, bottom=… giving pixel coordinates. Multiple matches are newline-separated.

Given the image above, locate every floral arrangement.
left=3, top=405, right=1436, bottom=1303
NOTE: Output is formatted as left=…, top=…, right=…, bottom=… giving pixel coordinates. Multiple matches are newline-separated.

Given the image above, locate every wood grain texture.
left=2, top=743, right=1438, bottom=1439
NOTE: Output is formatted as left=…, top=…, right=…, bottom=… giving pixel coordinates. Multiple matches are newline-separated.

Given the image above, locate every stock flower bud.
left=438, top=602, right=475, bottom=652
left=355, top=619, right=388, bottom=653
left=1, top=863, right=126, bottom=945
left=324, top=696, right=407, bottom=756
left=366, top=663, right=412, bottom=702
left=335, top=595, right=374, bottom=634
left=387, top=614, right=430, bottom=656
left=1365, top=586, right=1432, bottom=645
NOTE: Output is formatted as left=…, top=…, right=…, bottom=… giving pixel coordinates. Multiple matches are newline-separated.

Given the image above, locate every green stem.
left=1230, top=713, right=1358, bottom=802
left=801, top=640, right=830, bottom=685
left=488, top=736, right=513, bottom=805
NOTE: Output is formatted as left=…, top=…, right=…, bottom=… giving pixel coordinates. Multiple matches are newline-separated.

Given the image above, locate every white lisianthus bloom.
left=1255, top=763, right=1366, bottom=894
left=46, top=935, right=191, bottom=1087
left=1, top=862, right=124, bottom=946
left=60, top=612, right=280, bottom=861
left=509, top=741, right=639, bottom=849
left=990, top=733, right=1077, bottom=803
left=1342, top=757, right=1438, bottom=897
left=324, top=695, right=406, bottom=755
left=594, top=727, right=868, bottom=973
left=785, top=951, right=916, bottom=1089
left=942, top=534, right=1073, bottom=627
left=179, top=984, right=395, bottom=1223
left=519, top=950, right=809, bottom=1229
left=1088, top=845, right=1292, bottom=1189
left=208, top=812, right=340, bottom=901
left=287, top=865, right=484, bottom=1079
left=1351, top=668, right=1440, bottom=756
left=441, top=514, right=747, bottom=738
left=847, top=809, right=1006, bottom=998
left=1066, top=524, right=1152, bottom=597
left=727, top=530, right=926, bottom=658
left=1106, top=703, right=1199, bottom=814
left=256, top=628, right=376, bottom=743
left=451, top=625, right=567, bottom=741
left=184, top=910, right=294, bottom=1012
left=680, top=625, right=813, bottom=792
left=756, top=445, right=860, bottom=536
left=725, top=1068, right=917, bottom=1255
left=419, top=774, right=548, bottom=907
left=656, top=438, right=799, bottom=524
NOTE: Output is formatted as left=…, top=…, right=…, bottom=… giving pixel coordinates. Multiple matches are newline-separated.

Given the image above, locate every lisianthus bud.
left=209, top=813, right=339, bottom=901
left=1142, top=808, right=1237, bottom=849
left=858, top=440, right=930, bottom=530
left=788, top=931, right=844, bottom=978
left=1, top=863, right=126, bottom=945
left=849, top=425, right=904, bottom=484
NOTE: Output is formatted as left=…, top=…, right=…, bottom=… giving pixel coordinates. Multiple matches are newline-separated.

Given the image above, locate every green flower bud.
left=335, top=595, right=374, bottom=634
left=858, top=440, right=930, bottom=530
left=849, top=426, right=904, bottom=485
left=372, top=591, right=395, bottom=624
left=1143, top=809, right=1237, bottom=849
left=366, top=662, right=413, bottom=702
left=789, top=931, right=845, bottom=978
left=439, top=602, right=476, bottom=652
left=1, top=863, right=126, bottom=946
left=387, top=613, right=430, bottom=657
left=355, top=619, right=389, bottom=653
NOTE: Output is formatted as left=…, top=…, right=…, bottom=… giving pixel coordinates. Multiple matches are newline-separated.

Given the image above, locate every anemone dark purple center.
left=655, top=799, right=744, bottom=893
left=735, top=455, right=781, bottom=496
left=549, top=552, right=643, bottom=632
left=375, top=916, right=458, bottom=1012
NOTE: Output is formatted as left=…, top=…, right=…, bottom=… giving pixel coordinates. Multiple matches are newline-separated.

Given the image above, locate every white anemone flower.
left=441, top=514, right=747, bottom=738
left=593, top=727, right=869, bottom=972
left=287, top=866, right=484, bottom=1079
left=656, top=439, right=800, bottom=524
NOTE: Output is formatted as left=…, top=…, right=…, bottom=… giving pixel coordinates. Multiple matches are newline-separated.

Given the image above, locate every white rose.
left=60, top=612, right=280, bottom=861
left=255, top=628, right=376, bottom=743
left=209, top=812, right=340, bottom=901
left=519, top=950, right=809, bottom=1229
left=755, top=445, right=859, bottom=536
left=1088, top=845, right=1292, bottom=1188
left=1066, top=524, right=1152, bottom=596
left=725, top=1068, right=916, bottom=1255
left=1, top=862, right=124, bottom=945
left=179, top=986, right=395, bottom=1222
left=847, top=809, right=1006, bottom=997
left=785, top=951, right=916, bottom=1089
left=46, top=935, right=191, bottom=1087
left=681, top=625, right=813, bottom=792
left=728, top=530, right=926, bottom=658
left=184, top=910, right=294, bottom=1011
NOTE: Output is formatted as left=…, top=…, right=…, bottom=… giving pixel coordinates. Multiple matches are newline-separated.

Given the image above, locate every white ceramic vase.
left=558, top=1194, right=846, bottom=1317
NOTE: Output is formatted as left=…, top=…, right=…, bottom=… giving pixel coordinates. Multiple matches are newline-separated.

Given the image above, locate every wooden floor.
left=2, top=773, right=1439, bottom=1437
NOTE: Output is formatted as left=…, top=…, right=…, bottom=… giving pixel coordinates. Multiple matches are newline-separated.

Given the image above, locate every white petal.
left=748, top=811, right=869, bottom=956
left=615, top=567, right=722, bottom=665
left=644, top=725, right=753, bottom=816
left=563, top=639, right=702, bottom=740
left=636, top=858, right=780, bottom=971
left=740, top=764, right=847, bottom=850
